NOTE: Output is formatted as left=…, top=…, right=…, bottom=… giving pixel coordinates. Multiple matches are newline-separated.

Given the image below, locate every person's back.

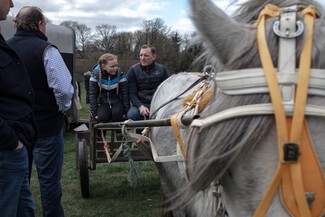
left=7, top=6, right=73, bottom=217
left=0, top=1, right=37, bottom=216
left=8, top=30, right=65, bottom=137
left=127, top=45, right=169, bottom=120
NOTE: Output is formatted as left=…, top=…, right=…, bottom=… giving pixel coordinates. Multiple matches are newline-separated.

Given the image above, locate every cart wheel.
left=78, top=139, right=90, bottom=198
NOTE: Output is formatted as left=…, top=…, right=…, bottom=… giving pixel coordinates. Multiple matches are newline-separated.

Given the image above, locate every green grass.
left=79, top=87, right=90, bottom=120
left=30, top=83, right=161, bottom=217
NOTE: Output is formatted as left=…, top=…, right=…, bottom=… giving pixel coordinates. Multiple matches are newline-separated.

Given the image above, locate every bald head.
left=17, top=7, right=30, bottom=17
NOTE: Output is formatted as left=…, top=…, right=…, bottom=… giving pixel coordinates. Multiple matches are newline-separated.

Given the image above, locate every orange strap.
left=254, top=4, right=325, bottom=217
left=171, top=113, right=186, bottom=157
left=182, top=87, right=214, bottom=112
left=281, top=6, right=325, bottom=217
left=171, top=84, right=214, bottom=158
left=281, top=119, right=325, bottom=217
left=254, top=6, right=289, bottom=216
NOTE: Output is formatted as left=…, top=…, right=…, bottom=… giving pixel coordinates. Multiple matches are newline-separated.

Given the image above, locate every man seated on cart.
left=127, top=45, right=169, bottom=120
left=89, top=53, right=129, bottom=123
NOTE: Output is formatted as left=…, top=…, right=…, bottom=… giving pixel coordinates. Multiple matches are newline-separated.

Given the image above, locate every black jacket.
left=0, top=34, right=36, bottom=151
left=127, top=62, right=169, bottom=108
left=89, top=65, right=129, bottom=117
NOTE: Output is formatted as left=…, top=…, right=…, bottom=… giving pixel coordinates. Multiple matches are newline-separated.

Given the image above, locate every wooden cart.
left=74, top=116, right=196, bottom=198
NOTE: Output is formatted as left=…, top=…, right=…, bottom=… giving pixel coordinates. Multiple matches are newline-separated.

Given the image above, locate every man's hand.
left=139, top=105, right=150, bottom=117
left=15, top=140, right=23, bottom=150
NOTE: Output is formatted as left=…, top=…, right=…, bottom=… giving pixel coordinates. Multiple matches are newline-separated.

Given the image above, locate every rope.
left=100, top=125, right=141, bottom=187
left=101, top=129, right=112, bottom=163
left=121, top=125, right=141, bottom=187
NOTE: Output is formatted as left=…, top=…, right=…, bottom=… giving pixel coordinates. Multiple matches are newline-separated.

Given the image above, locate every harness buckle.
left=305, top=192, right=315, bottom=208
left=273, top=20, right=304, bottom=38
left=203, top=65, right=216, bottom=80
left=283, top=143, right=299, bottom=162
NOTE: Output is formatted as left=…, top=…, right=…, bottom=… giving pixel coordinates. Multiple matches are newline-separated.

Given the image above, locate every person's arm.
left=127, top=67, right=142, bottom=108
left=89, top=70, right=99, bottom=118
left=84, top=72, right=90, bottom=91
left=119, top=74, right=129, bottom=116
left=44, top=46, right=74, bottom=112
left=162, top=66, right=169, bottom=81
left=0, top=118, right=19, bottom=150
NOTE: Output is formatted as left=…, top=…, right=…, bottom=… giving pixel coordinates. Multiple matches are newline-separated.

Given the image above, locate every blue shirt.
left=44, top=46, right=74, bottom=112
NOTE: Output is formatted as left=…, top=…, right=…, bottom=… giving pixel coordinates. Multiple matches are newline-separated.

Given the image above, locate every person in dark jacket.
left=127, top=44, right=169, bottom=120
left=89, top=53, right=129, bottom=122
left=0, top=1, right=37, bottom=216
left=7, top=6, right=74, bottom=217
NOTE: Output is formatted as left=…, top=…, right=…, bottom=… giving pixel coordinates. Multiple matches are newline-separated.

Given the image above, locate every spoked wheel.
left=78, top=139, right=90, bottom=198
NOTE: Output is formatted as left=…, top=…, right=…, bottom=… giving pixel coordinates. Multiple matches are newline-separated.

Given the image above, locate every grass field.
left=30, top=84, right=161, bottom=217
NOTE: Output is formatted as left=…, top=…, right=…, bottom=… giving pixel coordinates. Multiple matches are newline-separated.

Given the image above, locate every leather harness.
left=254, top=4, right=325, bottom=217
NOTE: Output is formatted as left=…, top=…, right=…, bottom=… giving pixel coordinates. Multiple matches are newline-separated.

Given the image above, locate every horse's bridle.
left=191, top=4, right=325, bottom=217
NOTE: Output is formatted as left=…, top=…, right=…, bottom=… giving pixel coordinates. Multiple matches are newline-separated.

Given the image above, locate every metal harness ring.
left=273, top=20, right=304, bottom=38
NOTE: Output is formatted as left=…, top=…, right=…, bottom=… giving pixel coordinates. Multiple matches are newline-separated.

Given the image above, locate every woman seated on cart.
left=89, top=53, right=129, bottom=123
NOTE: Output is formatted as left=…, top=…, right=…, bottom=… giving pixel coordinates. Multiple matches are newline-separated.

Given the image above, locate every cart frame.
left=74, top=116, right=197, bottom=198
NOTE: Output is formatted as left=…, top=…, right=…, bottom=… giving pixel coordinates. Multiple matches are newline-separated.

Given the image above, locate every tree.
left=114, top=32, right=136, bottom=57
left=134, top=18, right=170, bottom=50
left=94, top=24, right=117, bottom=52
left=59, top=17, right=202, bottom=76
left=178, top=32, right=204, bottom=72
left=60, top=21, right=92, bottom=57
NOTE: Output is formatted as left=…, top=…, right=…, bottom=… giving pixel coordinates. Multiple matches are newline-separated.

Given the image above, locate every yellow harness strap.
left=171, top=84, right=214, bottom=158
left=281, top=7, right=325, bottom=217
left=171, top=113, right=187, bottom=157
left=182, top=86, right=214, bottom=113
left=254, top=6, right=289, bottom=216
left=281, top=119, right=325, bottom=217
left=254, top=4, right=325, bottom=217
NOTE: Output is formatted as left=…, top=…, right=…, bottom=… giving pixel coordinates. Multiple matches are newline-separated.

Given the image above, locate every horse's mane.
left=232, top=0, right=325, bottom=24
left=186, top=0, right=325, bottom=192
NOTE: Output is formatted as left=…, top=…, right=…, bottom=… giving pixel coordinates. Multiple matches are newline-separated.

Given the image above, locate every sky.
left=7, top=0, right=240, bottom=34
left=7, top=0, right=325, bottom=35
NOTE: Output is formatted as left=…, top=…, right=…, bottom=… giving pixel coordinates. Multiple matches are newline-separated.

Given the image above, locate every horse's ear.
left=190, top=0, right=251, bottom=66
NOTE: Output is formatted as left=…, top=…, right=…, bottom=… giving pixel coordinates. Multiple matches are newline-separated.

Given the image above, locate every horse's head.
left=186, top=0, right=325, bottom=216
left=189, top=0, right=325, bottom=71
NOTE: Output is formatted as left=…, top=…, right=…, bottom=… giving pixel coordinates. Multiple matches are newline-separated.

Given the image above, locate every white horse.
left=150, top=72, right=216, bottom=217
left=180, top=0, right=325, bottom=216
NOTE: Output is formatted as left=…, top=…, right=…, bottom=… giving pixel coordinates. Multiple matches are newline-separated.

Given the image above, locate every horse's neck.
left=150, top=73, right=217, bottom=217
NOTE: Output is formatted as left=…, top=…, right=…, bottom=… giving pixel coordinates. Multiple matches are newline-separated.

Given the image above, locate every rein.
left=149, top=73, right=212, bottom=158
left=150, top=74, right=206, bottom=118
